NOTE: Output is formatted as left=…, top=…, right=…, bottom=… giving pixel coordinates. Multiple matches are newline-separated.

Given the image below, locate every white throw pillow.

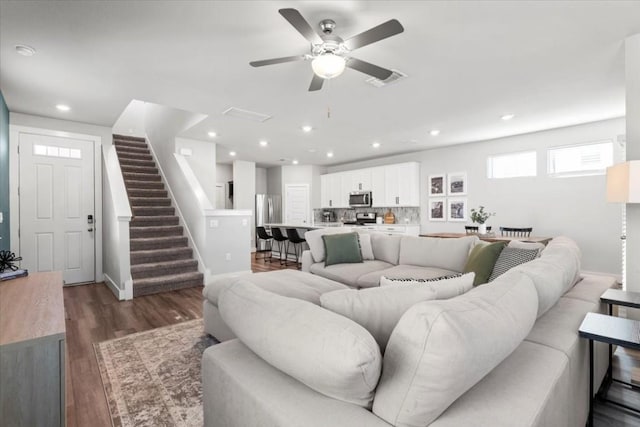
left=358, top=233, right=375, bottom=260
left=321, top=273, right=475, bottom=351
left=218, top=279, right=382, bottom=408
left=372, top=271, right=538, bottom=426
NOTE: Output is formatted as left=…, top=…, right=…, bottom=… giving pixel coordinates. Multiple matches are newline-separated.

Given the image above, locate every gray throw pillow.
left=488, top=247, right=539, bottom=281
left=323, top=232, right=364, bottom=266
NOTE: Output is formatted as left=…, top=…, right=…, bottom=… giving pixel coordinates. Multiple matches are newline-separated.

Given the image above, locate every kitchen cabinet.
left=356, top=224, right=420, bottom=236
left=384, top=162, right=420, bottom=207
left=321, top=161, right=420, bottom=208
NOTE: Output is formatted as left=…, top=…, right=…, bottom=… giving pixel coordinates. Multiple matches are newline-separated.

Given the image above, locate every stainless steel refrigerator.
left=255, top=194, right=282, bottom=250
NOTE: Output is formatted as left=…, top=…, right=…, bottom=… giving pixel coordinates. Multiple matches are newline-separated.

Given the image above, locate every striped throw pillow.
left=488, top=247, right=539, bottom=282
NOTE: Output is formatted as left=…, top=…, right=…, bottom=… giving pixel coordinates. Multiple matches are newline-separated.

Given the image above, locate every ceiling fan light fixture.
left=312, top=53, right=346, bottom=79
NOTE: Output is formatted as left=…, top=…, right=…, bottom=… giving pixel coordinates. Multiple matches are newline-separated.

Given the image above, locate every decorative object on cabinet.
left=470, top=206, right=495, bottom=234
left=428, top=174, right=445, bottom=196
left=428, top=198, right=446, bottom=221
left=447, top=172, right=467, bottom=196
left=447, top=198, right=468, bottom=222
left=384, top=209, right=396, bottom=224
left=0, top=250, right=23, bottom=273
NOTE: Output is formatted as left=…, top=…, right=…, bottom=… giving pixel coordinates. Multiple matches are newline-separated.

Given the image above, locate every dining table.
left=420, top=232, right=552, bottom=245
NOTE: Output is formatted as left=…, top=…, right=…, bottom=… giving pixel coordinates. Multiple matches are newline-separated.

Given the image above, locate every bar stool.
left=270, top=227, right=289, bottom=266
left=286, top=228, right=307, bottom=269
left=255, top=226, right=273, bottom=262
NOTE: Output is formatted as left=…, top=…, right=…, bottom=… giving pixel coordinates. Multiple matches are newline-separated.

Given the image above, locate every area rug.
left=94, top=319, right=218, bottom=427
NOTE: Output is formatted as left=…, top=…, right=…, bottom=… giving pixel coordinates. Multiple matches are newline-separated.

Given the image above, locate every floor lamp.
left=606, top=160, right=640, bottom=288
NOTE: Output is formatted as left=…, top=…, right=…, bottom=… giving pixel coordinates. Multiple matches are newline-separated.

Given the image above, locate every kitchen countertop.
left=265, top=222, right=421, bottom=229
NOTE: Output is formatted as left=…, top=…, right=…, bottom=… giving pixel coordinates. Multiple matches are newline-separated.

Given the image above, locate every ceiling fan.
left=250, top=8, right=404, bottom=91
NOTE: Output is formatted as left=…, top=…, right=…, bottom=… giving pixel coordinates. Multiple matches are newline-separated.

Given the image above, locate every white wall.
left=328, top=118, right=626, bottom=274
left=216, top=163, right=233, bottom=183
left=233, top=160, right=256, bottom=247
left=256, top=167, right=267, bottom=194
left=175, top=137, right=217, bottom=205
left=112, top=99, right=146, bottom=137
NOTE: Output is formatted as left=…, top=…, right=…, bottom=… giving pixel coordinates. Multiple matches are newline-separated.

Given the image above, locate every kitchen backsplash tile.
left=314, top=207, right=420, bottom=224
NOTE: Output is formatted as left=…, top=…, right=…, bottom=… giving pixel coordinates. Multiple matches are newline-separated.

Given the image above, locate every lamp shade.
left=311, top=53, right=346, bottom=79
left=606, top=160, right=640, bottom=203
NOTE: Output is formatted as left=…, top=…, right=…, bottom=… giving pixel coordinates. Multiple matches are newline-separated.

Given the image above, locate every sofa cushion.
left=358, top=233, right=375, bottom=260
left=305, top=227, right=353, bottom=263
left=488, top=247, right=539, bottom=281
left=507, top=239, right=545, bottom=256
left=372, top=270, right=538, bottom=426
left=323, top=232, right=363, bottom=266
left=321, top=273, right=474, bottom=351
left=218, top=280, right=382, bottom=408
left=356, top=265, right=458, bottom=289
left=563, top=274, right=615, bottom=306
left=203, top=270, right=346, bottom=306
left=463, top=241, right=506, bottom=286
left=399, top=236, right=478, bottom=272
left=310, top=260, right=393, bottom=288
left=370, top=233, right=402, bottom=265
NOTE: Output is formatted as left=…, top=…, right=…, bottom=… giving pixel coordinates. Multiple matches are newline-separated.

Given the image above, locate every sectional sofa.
left=201, top=235, right=615, bottom=426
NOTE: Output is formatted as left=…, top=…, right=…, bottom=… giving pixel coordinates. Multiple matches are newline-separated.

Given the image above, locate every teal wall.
left=0, top=91, right=9, bottom=250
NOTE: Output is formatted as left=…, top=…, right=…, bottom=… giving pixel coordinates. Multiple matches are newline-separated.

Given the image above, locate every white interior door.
left=284, top=184, right=310, bottom=225
left=215, top=183, right=226, bottom=209
left=19, top=133, right=95, bottom=284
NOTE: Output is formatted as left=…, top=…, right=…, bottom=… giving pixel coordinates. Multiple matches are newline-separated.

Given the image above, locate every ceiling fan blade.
left=344, top=19, right=404, bottom=50
left=308, top=73, right=324, bottom=91
left=250, top=55, right=306, bottom=67
left=347, top=57, right=393, bottom=80
left=279, top=8, right=324, bottom=45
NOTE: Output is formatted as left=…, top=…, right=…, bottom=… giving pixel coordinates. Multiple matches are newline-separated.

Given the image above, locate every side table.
left=578, top=312, right=640, bottom=427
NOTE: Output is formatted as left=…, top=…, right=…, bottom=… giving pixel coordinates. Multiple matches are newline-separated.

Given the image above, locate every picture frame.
left=428, top=174, right=446, bottom=196
left=447, top=198, right=468, bottom=222
left=447, top=172, right=467, bottom=196
left=428, top=198, right=446, bottom=221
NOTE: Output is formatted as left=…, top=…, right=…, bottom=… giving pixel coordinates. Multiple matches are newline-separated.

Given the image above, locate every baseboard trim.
left=104, top=273, right=126, bottom=300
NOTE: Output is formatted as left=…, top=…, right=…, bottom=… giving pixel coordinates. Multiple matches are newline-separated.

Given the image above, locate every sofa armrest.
left=302, top=250, right=313, bottom=272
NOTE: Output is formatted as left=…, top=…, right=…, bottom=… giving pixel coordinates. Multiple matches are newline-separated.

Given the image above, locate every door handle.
left=88, top=228, right=94, bottom=232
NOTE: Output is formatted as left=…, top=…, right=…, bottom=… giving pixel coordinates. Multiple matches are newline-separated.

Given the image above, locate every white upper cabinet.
left=321, top=162, right=420, bottom=208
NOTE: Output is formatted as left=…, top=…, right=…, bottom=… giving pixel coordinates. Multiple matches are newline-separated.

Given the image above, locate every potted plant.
left=470, top=206, right=495, bottom=234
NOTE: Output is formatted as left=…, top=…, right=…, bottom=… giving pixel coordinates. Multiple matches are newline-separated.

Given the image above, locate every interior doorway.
left=284, top=184, right=310, bottom=225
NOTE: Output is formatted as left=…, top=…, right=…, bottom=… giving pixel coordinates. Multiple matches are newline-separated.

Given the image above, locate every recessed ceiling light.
left=259, top=140, right=268, bottom=147
left=429, top=129, right=440, bottom=136
left=501, top=114, right=515, bottom=121
left=292, top=160, right=299, bottom=165
left=56, top=104, right=70, bottom=112
left=302, top=125, right=313, bottom=133
left=15, top=44, right=36, bottom=57
left=229, top=151, right=236, bottom=156
left=207, top=131, right=217, bottom=138
left=372, top=142, right=381, bottom=148
left=327, top=152, right=334, bottom=158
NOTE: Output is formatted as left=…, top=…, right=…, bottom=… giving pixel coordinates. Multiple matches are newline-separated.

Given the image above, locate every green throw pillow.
left=323, top=232, right=363, bottom=266
left=463, top=241, right=506, bottom=286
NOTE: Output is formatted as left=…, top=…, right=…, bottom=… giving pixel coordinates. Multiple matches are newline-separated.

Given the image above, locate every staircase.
left=113, top=134, right=203, bottom=297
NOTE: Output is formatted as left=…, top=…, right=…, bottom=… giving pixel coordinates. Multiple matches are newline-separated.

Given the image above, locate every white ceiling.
left=1, top=1, right=639, bottom=167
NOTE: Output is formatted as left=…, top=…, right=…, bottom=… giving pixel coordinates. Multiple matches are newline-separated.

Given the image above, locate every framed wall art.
left=447, top=172, right=467, bottom=196
left=428, top=198, right=446, bottom=221
left=448, top=198, right=468, bottom=222
left=428, top=174, right=445, bottom=196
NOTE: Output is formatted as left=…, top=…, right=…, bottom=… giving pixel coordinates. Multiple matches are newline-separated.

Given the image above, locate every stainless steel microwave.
left=349, top=191, right=372, bottom=207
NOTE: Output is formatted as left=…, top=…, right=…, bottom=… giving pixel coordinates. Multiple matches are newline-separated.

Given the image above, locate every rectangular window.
left=547, top=140, right=613, bottom=177
left=487, top=151, right=537, bottom=179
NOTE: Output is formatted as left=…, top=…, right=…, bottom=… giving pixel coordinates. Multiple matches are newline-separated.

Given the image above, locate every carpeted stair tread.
left=113, top=134, right=146, bottom=142
left=128, top=188, right=168, bottom=198
left=131, top=259, right=198, bottom=279
left=129, top=197, right=171, bottom=207
left=114, top=134, right=202, bottom=297
left=130, top=225, right=183, bottom=238
left=130, top=215, right=179, bottom=226
left=121, top=165, right=158, bottom=174
left=133, top=271, right=203, bottom=297
left=125, top=180, right=165, bottom=190
left=130, top=235, right=188, bottom=251
left=130, top=246, right=192, bottom=264
left=124, top=172, right=161, bottom=182
left=132, top=206, right=175, bottom=216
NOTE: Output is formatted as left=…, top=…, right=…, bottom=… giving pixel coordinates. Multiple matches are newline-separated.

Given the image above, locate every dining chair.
left=500, top=227, right=533, bottom=237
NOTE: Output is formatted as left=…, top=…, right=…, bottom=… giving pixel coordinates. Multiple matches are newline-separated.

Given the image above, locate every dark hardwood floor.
left=64, top=254, right=640, bottom=426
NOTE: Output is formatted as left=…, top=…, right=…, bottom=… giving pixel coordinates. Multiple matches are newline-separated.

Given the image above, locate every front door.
left=19, top=132, right=95, bottom=284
